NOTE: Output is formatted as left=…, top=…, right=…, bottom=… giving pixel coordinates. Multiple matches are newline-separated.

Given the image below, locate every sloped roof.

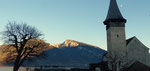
left=126, top=36, right=149, bottom=49
left=104, top=0, right=126, bottom=25
left=126, top=37, right=135, bottom=45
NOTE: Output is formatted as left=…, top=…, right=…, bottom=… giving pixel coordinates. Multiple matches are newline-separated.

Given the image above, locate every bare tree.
left=1, top=21, right=43, bottom=71
left=0, top=39, right=50, bottom=64
left=103, top=52, right=134, bottom=71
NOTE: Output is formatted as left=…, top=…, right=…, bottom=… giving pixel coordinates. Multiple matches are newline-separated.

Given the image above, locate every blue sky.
left=0, top=0, right=150, bottom=50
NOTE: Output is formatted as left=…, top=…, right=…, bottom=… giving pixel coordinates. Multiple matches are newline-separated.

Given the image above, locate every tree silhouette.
left=103, top=52, right=134, bottom=71
left=1, top=21, right=43, bottom=71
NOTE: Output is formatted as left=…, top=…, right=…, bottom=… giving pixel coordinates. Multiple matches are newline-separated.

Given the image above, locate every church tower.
left=104, top=0, right=127, bottom=54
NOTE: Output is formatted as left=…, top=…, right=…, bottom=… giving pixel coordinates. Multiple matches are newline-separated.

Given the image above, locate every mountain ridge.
left=52, top=40, right=103, bottom=49
left=0, top=39, right=106, bottom=68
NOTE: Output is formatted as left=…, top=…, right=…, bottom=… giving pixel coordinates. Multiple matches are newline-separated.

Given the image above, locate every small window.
left=117, top=35, right=119, bottom=38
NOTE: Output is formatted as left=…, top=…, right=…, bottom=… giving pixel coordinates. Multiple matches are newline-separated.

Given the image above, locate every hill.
left=0, top=39, right=53, bottom=64
left=0, top=40, right=106, bottom=68
left=22, top=40, right=106, bottom=68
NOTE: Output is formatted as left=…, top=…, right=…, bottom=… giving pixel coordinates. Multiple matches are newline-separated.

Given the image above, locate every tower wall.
left=107, top=22, right=126, bottom=55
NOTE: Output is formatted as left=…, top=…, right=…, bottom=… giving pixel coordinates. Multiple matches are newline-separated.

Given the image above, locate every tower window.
left=117, top=35, right=119, bottom=38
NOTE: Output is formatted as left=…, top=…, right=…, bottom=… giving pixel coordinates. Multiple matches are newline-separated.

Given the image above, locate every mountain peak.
left=64, top=40, right=79, bottom=46
left=53, top=40, right=101, bottom=49
left=53, top=40, right=79, bottom=48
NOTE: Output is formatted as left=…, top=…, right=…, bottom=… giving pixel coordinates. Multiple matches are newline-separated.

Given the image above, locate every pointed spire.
left=104, top=0, right=126, bottom=25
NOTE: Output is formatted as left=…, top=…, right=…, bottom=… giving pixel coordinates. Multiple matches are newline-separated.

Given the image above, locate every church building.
left=103, top=0, right=150, bottom=68
left=90, top=0, right=150, bottom=71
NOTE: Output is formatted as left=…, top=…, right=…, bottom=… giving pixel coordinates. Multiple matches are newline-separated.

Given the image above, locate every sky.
left=0, top=0, right=149, bottom=50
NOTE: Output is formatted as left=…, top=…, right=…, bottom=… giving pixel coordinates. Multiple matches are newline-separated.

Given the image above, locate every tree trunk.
left=13, top=65, right=19, bottom=71
left=13, top=55, right=21, bottom=71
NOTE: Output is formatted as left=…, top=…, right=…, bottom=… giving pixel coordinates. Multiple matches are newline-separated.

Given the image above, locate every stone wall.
left=127, top=37, right=150, bottom=66
left=107, top=26, right=127, bottom=55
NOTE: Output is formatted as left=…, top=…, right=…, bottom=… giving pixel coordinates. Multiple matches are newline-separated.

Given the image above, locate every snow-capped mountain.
left=0, top=40, right=106, bottom=68
left=22, top=40, right=106, bottom=68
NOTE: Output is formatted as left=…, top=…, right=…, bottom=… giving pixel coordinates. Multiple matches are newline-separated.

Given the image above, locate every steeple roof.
left=104, top=0, right=126, bottom=25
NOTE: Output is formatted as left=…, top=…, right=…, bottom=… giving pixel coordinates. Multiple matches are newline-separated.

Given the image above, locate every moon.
left=120, top=4, right=123, bottom=8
